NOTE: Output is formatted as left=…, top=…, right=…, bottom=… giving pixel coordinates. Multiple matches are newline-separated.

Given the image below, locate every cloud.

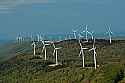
left=0, top=0, right=54, bottom=14
left=0, top=0, right=113, bottom=14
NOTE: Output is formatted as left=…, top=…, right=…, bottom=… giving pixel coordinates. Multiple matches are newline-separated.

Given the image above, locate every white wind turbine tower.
left=78, top=34, right=88, bottom=68
left=72, top=29, right=78, bottom=39
left=16, top=36, right=19, bottom=43
left=52, top=42, right=62, bottom=65
left=16, top=34, right=20, bottom=43
left=17, top=34, right=23, bottom=44
left=39, top=34, right=43, bottom=42
left=20, top=33, right=24, bottom=43
left=64, top=35, right=68, bottom=40
left=82, top=25, right=93, bottom=42
left=68, top=33, right=72, bottom=40
left=37, top=34, right=40, bottom=42
left=42, top=40, right=50, bottom=60
left=89, top=38, right=97, bottom=69
left=106, top=25, right=113, bottom=44
left=32, top=41, right=36, bottom=56
left=31, top=34, right=34, bottom=42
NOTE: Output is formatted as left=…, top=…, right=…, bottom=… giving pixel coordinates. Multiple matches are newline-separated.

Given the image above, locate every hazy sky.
left=0, top=0, right=125, bottom=39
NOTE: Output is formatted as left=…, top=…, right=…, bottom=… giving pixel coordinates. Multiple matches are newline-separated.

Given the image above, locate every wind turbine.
left=106, top=25, right=113, bottom=44
left=16, top=36, right=19, bottom=43
left=37, top=34, right=40, bottom=42
left=68, top=34, right=72, bottom=40
left=39, top=34, right=43, bottom=42
left=82, top=25, right=93, bottom=42
left=20, top=33, right=24, bottom=43
left=78, top=33, right=85, bottom=39
left=17, top=34, right=23, bottom=44
left=72, top=24, right=86, bottom=39
left=89, top=38, right=97, bottom=69
left=72, top=24, right=83, bottom=39
left=64, top=35, right=68, bottom=40
left=30, top=34, right=34, bottom=42
left=52, top=42, right=62, bottom=65
left=32, top=41, right=36, bottom=56
left=72, top=29, right=78, bottom=39
left=41, top=40, right=50, bottom=60
left=78, top=34, right=88, bottom=68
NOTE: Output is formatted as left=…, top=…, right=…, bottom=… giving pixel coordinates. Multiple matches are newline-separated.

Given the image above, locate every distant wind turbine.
left=16, top=34, right=23, bottom=44
left=31, top=34, right=34, bottom=42
left=72, top=29, right=77, bottom=39
left=106, top=25, right=113, bottom=44
left=72, top=24, right=85, bottom=39
left=39, top=34, right=43, bottom=42
left=82, top=25, right=93, bottom=42
left=37, top=34, right=40, bottom=42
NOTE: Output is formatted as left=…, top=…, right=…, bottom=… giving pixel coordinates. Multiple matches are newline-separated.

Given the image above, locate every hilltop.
left=0, top=39, right=125, bottom=83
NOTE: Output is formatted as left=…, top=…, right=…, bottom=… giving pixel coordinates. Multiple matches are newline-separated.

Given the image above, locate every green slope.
left=0, top=39, right=125, bottom=83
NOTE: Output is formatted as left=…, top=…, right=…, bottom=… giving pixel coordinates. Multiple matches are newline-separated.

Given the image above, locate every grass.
left=0, top=39, right=125, bottom=83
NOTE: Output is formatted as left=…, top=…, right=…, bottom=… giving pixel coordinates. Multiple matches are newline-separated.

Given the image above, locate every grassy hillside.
left=0, top=39, right=125, bottom=83
left=0, top=41, right=32, bottom=62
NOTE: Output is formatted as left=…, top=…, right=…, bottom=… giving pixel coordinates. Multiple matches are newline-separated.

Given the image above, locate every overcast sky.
left=0, top=0, right=125, bottom=39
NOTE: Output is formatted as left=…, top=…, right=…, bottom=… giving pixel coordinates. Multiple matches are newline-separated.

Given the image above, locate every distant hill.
left=0, top=41, right=32, bottom=62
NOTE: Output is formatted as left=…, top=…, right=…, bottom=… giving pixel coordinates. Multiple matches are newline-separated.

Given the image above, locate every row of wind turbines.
left=72, top=24, right=113, bottom=44
left=16, top=25, right=113, bottom=44
left=16, top=24, right=113, bottom=69
left=32, top=39, right=62, bottom=66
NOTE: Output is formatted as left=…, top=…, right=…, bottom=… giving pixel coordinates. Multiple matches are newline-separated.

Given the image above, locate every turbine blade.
left=110, top=31, right=113, bottom=34
left=79, top=50, right=82, bottom=57
left=105, top=32, right=108, bottom=35
left=89, top=48, right=93, bottom=51
left=87, top=31, right=93, bottom=39
left=58, top=47, right=62, bottom=49
left=82, top=31, right=86, bottom=33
